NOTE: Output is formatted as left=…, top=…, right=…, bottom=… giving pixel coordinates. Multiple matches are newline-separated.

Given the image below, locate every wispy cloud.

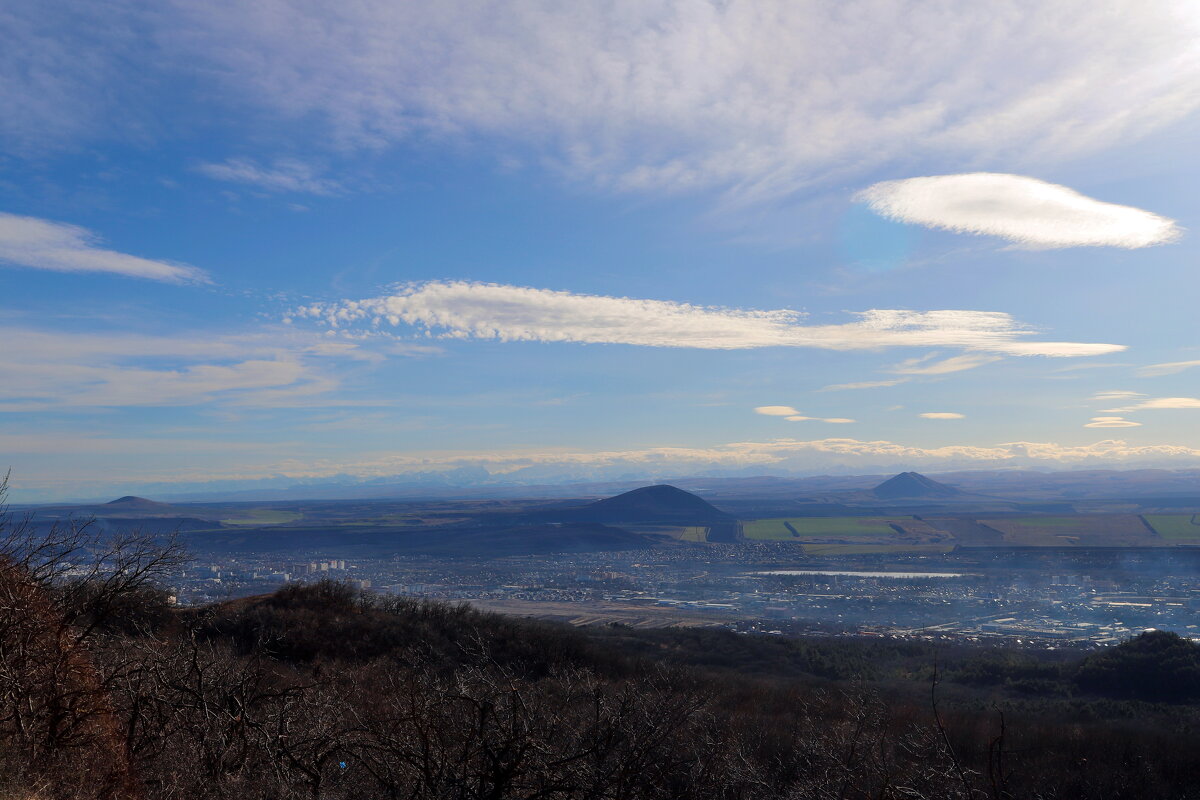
left=14, top=3, right=1197, bottom=201
left=1138, top=359, right=1200, bottom=377
left=754, top=406, right=853, bottom=423
left=890, top=353, right=1001, bottom=375
left=0, top=213, right=210, bottom=284
left=1085, top=416, right=1141, bottom=428
left=1054, top=362, right=1133, bottom=373
left=0, top=326, right=368, bottom=410
left=51, top=436, right=1200, bottom=493
left=858, top=173, right=1181, bottom=248
left=189, top=3, right=1200, bottom=201
left=1102, top=397, right=1200, bottom=413
left=1093, top=390, right=1145, bottom=401
left=820, top=379, right=909, bottom=391
left=196, top=158, right=341, bottom=195
left=295, top=281, right=1124, bottom=357
left=755, top=406, right=801, bottom=417
left=920, top=412, right=965, bottom=419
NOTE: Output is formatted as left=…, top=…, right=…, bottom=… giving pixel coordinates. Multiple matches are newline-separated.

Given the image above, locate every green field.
left=220, top=509, right=304, bottom=526
left=1145, top=514, right=1200, bottom=541
left=677, top=526, right=709, bottom=542
left=742, top=517, right=896, bottom=541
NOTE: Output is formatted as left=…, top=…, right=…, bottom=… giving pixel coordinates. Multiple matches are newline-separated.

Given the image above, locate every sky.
left=5, top=1, right=1200, bottom=502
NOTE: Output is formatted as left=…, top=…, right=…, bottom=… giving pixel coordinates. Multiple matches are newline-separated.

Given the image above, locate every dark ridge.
left=872, top=472, right=962, bottom=499
left=105, top=496, right=170, bottom=508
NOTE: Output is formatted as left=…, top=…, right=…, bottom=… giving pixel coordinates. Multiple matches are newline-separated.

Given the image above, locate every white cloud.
left=154, top=2, right=1200, bottom=202
left=1093, top=390, right=1145, bottom=401
left=758, top=407, right=857, bottom=422
left=17, top=433, right=1200, bottom=500
left=0, top=213, right=209, bottom=284
left=1138, top=359, right=1200, bottom=377
left=920, top=412, right=965, bottom=419
left=295, top=281, right=1123, bottom=357
left=106, top=437, right=1200, bottom=485
left=1054, top=362, right=1133, bottom=373
left=820, top=379, right=909, bottom=391
left=1085, top=416, right=1141, bottom=428
left=858, top=173, right=1181, bottom=248
left=890, top=353, right=1002, bottom=375
left=755, top=406, right=801, bottom=416
left=196, top=158, right=341, bottom=195
left=0, top=326, right=365, bottom=410
left=15, top=3, right=1200, bottom=201
left=1103, top=397, right=1200, bottom=413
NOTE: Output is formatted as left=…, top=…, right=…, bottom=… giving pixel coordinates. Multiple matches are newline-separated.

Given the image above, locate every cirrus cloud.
left=1138, top=359, right=1200, bottom=377
left=890, top=353, right=1002, bottom=375
left=857, top=173, right=1181, bottom=248
left=294, top=281, right=1124, bottom=358
left=196, top=157, right=342, bottom=195
left=164, top=2, right=1200, bottom=202
left=920, top=412, right=965, bottom=419
left=12, top=3, right=1200, bottom=204
left=755, top=406, right=854, bottom=423
left=0, top=213, right=210, bottom=284
left=1102, top=397, right=1200, bottom=413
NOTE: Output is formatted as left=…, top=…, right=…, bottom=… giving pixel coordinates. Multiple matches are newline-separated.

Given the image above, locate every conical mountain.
left=872, top=472, right=961, bottom=499
left=548, top=484, right=732, bottom=524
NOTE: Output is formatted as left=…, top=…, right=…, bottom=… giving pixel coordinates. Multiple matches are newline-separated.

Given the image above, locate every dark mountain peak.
left=872, top=472, right=961, bottom=499
left=576, top=484, right=732, bottom=523
left=105, top=496, right=169, bottom=508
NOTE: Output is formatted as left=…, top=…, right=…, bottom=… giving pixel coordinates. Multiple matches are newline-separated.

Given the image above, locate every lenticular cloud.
left=857, top=173, right=1181, bottom=248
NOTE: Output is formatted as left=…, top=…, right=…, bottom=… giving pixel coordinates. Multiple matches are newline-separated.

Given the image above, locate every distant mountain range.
left=12, top=461, right=1200, bottom=508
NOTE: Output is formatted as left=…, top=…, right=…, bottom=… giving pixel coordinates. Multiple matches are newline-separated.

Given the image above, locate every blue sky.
left=5, top=1, right=1200, bottom=501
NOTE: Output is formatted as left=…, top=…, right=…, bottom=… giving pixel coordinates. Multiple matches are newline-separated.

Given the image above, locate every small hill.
left=105, top=496, right=171, bottom=509
left=567, top=485, right=732, bottom=524
left=872, top=472, right=961, bottom=500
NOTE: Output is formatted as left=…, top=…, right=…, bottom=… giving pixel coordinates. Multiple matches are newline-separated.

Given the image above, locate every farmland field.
left=220, top=509, right=304, bottom=526
left=979, top=515, right=1152, bottom=546
left=742, top=517, right=896, bottom=541
left=995, top=516, right=1082, bottom=528
left=1145, top=514, right=1200, bottom=542
left=677, top=527, right=709, bottom=542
